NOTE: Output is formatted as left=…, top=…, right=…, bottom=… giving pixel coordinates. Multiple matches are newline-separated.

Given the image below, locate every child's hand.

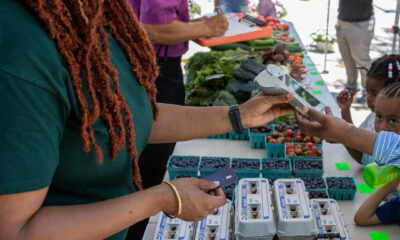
left=337, top=90, right=354, bottom=111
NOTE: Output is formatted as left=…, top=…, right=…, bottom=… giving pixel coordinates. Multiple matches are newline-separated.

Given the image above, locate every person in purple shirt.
left=127, top=1, right=228, bottom=238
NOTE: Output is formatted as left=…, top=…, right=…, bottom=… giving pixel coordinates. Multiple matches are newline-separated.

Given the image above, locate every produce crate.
left=199, top=156, right=231, bottom=177
left=307, top=189, right=329, bottom=199
left=261, top=158, right=292, bottom=178
left=228, top=130, right=249, bottom=140
left=167, top=155, right=200, bottom=180
left=248, top=125, right=274, bottom=149
left=206, top=133, right=227, bottom=139
left=326, top=177, right=357, bottom=200
left=265, top=137, right=286, bottom=158
left=293, top=159, right=324, bottom=178
left=231, top=158, right=261, bottom=179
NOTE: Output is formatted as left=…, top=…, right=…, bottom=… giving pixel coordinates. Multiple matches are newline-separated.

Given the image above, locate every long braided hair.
left=22, top=0, right=159, bottom=190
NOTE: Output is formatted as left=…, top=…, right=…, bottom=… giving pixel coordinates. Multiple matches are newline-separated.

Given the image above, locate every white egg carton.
left=273, top=178, right=317, bottom=240
left=311, top=198, right=349, bottom=240
left=153, top=213, right=194, bottom=240
left=194, top=200, right=232, bottom=240
left=234, top=178, right=276, bottom=240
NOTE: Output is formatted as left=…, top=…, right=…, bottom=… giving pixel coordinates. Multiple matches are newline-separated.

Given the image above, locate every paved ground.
left=184, top=0, right=399, bottom=127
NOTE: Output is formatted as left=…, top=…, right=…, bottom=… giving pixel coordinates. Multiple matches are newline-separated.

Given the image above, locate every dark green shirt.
left=0, top=1, right=153, bottom=239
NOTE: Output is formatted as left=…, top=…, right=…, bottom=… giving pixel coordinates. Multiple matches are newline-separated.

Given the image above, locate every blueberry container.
left=199, top=156, right=231, bottom=177
left=302, top=177, right=327, bottom=190
left=326, top=177, right=357, bottom=200
left=262, top=158, right=292, bottom=179
left=206, top=133, right=227, bottom=139
left=228, top=130, right=249, bottom=140
left=167, top=155, right=200, bottom=180
left=248, top=124, right=274, bottom=149
left=293, top=159, right=324, bottom=178
left=231, top=158, right=261, bottom=179
left=307, top=189, right=329, bottom=199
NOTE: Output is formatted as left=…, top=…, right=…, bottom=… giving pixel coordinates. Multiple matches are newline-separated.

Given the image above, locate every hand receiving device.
left=254, top=64, right=325, bottom=115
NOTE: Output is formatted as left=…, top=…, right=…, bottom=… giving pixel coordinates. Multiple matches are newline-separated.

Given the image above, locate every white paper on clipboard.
left=209, top=15, right=259, bottom=39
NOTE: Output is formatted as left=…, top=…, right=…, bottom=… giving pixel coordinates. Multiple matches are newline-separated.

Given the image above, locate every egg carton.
left=311, top=199, right=349, bottom=240
left=234, top=178, right=276, bottom=240
left=194, top=200, right=232, bottom=240
left=153, top=213, right=194, bottom=240
left=273, top=179, right=317, bottom=240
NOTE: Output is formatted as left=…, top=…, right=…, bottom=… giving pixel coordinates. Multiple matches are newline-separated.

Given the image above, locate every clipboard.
left=193, top=15, right=273, bottom=47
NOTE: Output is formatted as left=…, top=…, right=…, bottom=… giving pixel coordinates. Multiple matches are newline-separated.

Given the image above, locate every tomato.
left=266, top=16, right=275, bottom=22
left=267, top=21, right=275, bottom=27
left=280, top=24, right=289, bottom=31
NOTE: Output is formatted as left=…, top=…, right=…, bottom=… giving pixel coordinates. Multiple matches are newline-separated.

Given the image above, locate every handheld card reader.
left=254, top=64, right=325, bottom=115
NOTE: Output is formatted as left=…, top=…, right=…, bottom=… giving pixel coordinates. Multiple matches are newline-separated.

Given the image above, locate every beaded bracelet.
left=163, top=181, right=182, bottom=218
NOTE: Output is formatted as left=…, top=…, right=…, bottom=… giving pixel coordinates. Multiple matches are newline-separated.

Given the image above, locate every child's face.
left=374, top=95, right=400, bottom=134
left=365, top=77, right=385, bottom=112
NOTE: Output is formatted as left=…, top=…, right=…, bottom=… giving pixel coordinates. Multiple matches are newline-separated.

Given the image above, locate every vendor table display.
left=143, top=20, right=400, bottom=240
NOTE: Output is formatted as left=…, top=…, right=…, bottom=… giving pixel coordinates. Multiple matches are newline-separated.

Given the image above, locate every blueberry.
left=327, top=177, right=356, bottom=189
left=175, top=174, right=193, bottom=179
left=262, top=160, right=289, bottom=170
left=308, top=190, right=328, bottom=199
left=169, top=156, right=199, bottom=168
left=200, top=157, right=230, bottom=169
left=232, top=159, right=260, bottom=169
left=295, top=160, right=322, bottom=170
left=302, top=177, right=326, bottom=189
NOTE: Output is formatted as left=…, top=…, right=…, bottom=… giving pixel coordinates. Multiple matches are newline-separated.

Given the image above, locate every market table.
left=142, top=21, right=400, bottom=240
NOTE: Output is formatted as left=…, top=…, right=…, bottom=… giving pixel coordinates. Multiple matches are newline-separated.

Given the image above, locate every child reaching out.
left=354, top=82, right=400, bottom=226
left=337, top=55, right=400, bottom=165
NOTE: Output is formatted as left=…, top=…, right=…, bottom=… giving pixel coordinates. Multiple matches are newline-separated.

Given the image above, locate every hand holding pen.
left=205, top=8, right=228, bottom=37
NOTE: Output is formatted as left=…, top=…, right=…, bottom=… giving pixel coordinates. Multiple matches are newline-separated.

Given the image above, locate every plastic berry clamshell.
left=311, top=198, right=349, bottom=240
left=194, top=200, right=232, bottom=240
left=153, top=212, right=194, bottom=240
left=273, top=178, right=318, bottom=240
left=231, top=158, right=262, bottom=179
left=326, top=177, right=357, bottom=200
left=293, top=159, right=324, bottom=178
left=199, top=156, right=231, bottom=177
left=234, top=178, right=276, bottom=240
left=167, top=155, right=200, bottom=180
left=248, top=124, right=274, bottom=149
left=262, top=158, right=292, bottom=179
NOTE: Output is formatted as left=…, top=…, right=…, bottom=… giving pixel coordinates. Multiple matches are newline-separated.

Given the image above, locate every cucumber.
left=253, top=37, right=276, bottom=46
left=210, top=43, right=251, bottom=51
left=251, top=45, right=275, bottom=51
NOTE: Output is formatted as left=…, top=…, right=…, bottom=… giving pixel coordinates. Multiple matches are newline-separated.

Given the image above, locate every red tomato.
left=280, top=24, right=289, bottom=31
left=266, top=16, right=275, bottom=22
left=267, top=21, right=275, bottom=27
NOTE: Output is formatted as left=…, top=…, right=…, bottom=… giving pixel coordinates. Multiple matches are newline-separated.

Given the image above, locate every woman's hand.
left=239, top=93, right=294, bottom=129
left=204, top=14, right=228, bottom=37
left=336, top=89, right=354, bottom=111
left=295, top=106, right=353, bottom=142
left=161, top=178, right=226, bottom=221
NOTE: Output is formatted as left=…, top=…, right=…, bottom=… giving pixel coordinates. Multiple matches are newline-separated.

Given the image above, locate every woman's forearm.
left=3, top=185, right=174, bottom=240
left=149, top=104, right=232, bottom=143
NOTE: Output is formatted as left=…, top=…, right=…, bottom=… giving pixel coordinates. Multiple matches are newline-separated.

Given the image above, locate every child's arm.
left=337, top=90, right=363, bottom=163
left=354, top=178, right=400, bottom=226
